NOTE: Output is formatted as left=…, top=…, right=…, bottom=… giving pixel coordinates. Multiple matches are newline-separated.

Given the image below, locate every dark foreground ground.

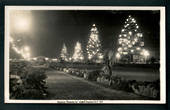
left=46, top=70, right=150, bottom=100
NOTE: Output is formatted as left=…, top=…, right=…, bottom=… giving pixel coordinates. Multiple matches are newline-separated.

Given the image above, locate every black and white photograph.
left=5, top=6, right=166, bottom=104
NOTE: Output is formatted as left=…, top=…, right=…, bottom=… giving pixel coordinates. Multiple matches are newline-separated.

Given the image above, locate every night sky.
left=10, top=10, right=160, bottom=59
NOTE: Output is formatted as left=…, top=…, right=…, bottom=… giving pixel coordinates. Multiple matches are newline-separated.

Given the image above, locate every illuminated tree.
left=86, top=24, right=103, bottom=63
left=116, top=15, right=148, bottom=63
left=72, top=41, right=84, bottom=62
left=60, top=43, right=68, bottom=61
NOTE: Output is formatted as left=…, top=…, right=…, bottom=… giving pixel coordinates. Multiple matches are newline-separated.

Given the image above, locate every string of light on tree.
left=116, top=15, right=149, bottom=62
left=72, top=41, right=84, bottom=62
left=86, top=24, right=103, bottom=61
left=60, top=43, right=68, bottom=61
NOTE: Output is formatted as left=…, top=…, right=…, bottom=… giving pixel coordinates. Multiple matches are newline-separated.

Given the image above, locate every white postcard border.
left=4, top=6, right=166, bottom=104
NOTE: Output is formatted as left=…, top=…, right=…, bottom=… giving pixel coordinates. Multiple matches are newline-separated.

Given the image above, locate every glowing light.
left=98, top=53, right=103, bottom=59
left=119, top=41, right=122, bottom=44
left=33, top=57, right=37, bottom=60
left=88, top=55, right=92, bottom=60
left=45, top=58, right=49, bottom=60
left=24, top=46, right=30, bottom=52
left=123, top=52, right=128, bottom=55
left=118, top=47, right=122, bottom=52
left=131, top=49, right=134, bottom=53
left=134, top=38, right=138, bottom=42
left=123, top=38, right=127, bottom=42
left=141, top=42, right=144, bottom=46
left=136, top=26, right=139, bottom=28
left=128, top=44, right=132, bottom=48
left=23, top=52, right=30, bottom=60
left=121, top=29, right=125, bottom=32
left=141, top=49, right=150, bottom=60
left=137, top=33, right=143, bottom=37
left=136, top=47, right=141, bottom=50
left=124, top=34, right=127, bottom=37
left=124, top=47, right=127, bottom=50
left=116, top=53, right=121, bottom=59
left=11, top=11, right=32, bottom=33
left=93, top=24, right=96, bottom=26
left=128, top=31, right=132, bottom=35
left=143, top=49, right=150, bottom=57
left=132, top=41, right=135, bottom=45
left=119, top=35, right=122, bottom=37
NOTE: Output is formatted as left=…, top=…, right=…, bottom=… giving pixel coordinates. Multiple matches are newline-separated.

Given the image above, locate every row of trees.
left=60, top=24, right=104, bottom=63
left=60, top=15, right=150, bottom=64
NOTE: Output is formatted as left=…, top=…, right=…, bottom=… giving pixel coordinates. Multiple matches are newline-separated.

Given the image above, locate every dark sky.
left=10, top=10, right=160, bottom=59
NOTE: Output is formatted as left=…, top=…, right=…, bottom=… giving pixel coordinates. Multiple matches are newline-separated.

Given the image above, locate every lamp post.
left=143, top=50, right=150, bottom=64
left=116, top=53, right=121, bottom=63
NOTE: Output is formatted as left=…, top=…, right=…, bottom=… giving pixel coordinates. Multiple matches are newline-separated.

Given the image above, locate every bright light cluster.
left=72, top=41, right=84, bottom=62
left=10, top=36, right=31, bottom=60
left=140, top=49, right=150, bottom=57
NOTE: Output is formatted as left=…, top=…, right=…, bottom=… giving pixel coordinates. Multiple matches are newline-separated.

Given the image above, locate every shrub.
left=84, top=70, right=100, bottom=81
left=23, top=68, right=47, bottom=99
left=10, top=75, right=24, bottom=99
left=110, top=75, right=132, bottom=92
left=10, top=62, right=48, bottom=99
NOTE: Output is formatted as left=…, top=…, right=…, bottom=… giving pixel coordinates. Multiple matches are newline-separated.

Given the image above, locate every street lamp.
left=142, top=49, right=150, bottom=63
left=116, top=53, right=121, bottom=63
